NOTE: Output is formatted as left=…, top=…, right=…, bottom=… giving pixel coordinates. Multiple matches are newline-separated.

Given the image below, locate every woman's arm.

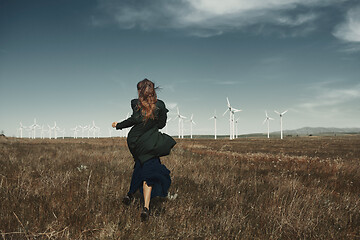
left=115, top=116, right=137, bottom=130
left=113, top=99, right=139, bottom=130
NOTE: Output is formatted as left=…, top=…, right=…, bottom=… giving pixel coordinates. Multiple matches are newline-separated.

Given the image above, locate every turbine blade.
left=282, top=110, right=288, bottom=115
left=223, top=109, right=229, bottom=116
left=274, top=110, right=280, bottom=115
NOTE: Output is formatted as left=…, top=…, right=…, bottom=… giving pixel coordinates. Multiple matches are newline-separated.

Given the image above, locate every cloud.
left=298, top=82, right=360, bottom=110
left=213, top=81, right=241, bottom=85
left=95, top=0, right=342, bottom=37
left=333, top=6, right=360, bottom=43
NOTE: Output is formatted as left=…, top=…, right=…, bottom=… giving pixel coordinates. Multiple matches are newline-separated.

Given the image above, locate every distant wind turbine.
left=71, top=126, right=79, bottom=139
left=29, top=118, right=41, bottom=139
left=235, top=117, right=240, bottom=139
left=40, top=125, right=47, bottom=139
left=223, top=97, right=241, bottom=140
left=59, top=128, right=66, bottom=139
left=189, top=114, right=196, bottom=139
left=78, top=125, right=88, bottom=138
left=90, top=121, right=100, bottom=138
left=18, top=122, right=26, bottom=138
left=175, top=107, right=186, bottom=138
left=108, top=127, right=115, bottom=138
left=209, top=110, right=217, bottom=139
left=274, top=110, right=288, bottom=139
left=263, top=111, right=274, bottom=139
left=47, top=124, right=52, bottom=139
left=231, top=109, right=242, bottom=139
left=51, top=122, right=60, bottom=139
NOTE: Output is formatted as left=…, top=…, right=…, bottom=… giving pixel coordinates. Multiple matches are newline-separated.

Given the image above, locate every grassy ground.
left=0, top=135, right=359, bottom=239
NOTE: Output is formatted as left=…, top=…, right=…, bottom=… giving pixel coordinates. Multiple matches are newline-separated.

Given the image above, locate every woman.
left=112, top=78, right=176, bottom=221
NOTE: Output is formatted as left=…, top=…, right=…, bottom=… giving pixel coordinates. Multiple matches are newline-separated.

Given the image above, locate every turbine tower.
left=175, top=107, right=186, bottom=138
left=235, top=117, right=240, bottom=139
left=90, top=121, right=100, bottom=138
left=223, top=97, right=241, bottom=140
left=231, top=108, right=242, bottom=139
left=51, top=122, right=60, bottom=139
left=71, top=126, right=79, bottom=139
left=47, top=124, right=52, bottom=139
left=274, top=110, right=288, bottom=139
left=40, top=125, right=47, bottom=139
left=189, top=114, right=196, bottom=139
left=18, top=122, right=26, bottom=138
left=78, top=125, right=88, bottom=139
left=59, top=128, right=65, bottom=139
left=209, top=110, right=217, bottom=140
left=29, top=118, right=41, bottom=139
left=263, top=111, right=274, bottom=139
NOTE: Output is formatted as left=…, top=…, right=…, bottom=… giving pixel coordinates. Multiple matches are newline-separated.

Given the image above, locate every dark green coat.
left=116, top=99, right=176, bottom=164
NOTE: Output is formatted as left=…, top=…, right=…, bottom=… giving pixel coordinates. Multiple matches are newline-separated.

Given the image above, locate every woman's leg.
left=143, top=181, right=152, bottom=209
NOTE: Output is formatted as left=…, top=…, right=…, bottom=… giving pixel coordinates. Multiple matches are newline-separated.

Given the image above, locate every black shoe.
left=140, top=207, right=150, bottom=221
left=122, top=194, right=133, bottom=206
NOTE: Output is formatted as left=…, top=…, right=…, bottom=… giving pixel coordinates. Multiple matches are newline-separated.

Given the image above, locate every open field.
left=1, top=135, right=360, bottom=239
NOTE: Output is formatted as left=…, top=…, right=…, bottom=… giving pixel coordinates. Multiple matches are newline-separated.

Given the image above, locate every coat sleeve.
left=157, top=100, right=168, bottom=129
left=116, top=99, right=139, bottom=130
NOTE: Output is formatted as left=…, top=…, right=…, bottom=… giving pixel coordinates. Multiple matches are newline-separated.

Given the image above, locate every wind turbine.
left=18, top=122, right=26, bottom=138
left=59, top=128, right=65, bottom=139
left=29, top=118, right=41, bottom=139
left=189, top=114, right=196, bottom=139
left=175, top=107, right=186, bottom=138
left=263, top=111, right=274, bottom=139
left=274, top=110, right=288, bottom=139
left=231, top=109, right=242, bottom=139
left=108, top=127, right=115, bottom=138
left=40, top=125, right=47, bottom=139
left=223, top=97, right=241, bottom=140
left=78, top=125, right=88, bottom=138
left=235, top=117, right=241, bottom=139
left=209, top=110, right=217, bottom=139
left=71, top=126, right=79, bottom=139
left=47, top=124, right=52, bottom=139
left=51, top=122, right=60, bottom=139
left=90, top=121, right=100, bottom=138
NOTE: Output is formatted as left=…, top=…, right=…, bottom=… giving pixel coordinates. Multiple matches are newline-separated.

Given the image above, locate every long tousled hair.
left=137, top=78, right=158, bottom=122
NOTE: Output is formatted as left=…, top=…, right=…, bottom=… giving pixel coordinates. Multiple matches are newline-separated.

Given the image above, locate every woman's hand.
left=112, top=122, right=117, bottom=128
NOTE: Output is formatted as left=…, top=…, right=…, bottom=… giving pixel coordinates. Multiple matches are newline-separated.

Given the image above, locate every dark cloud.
left=94, top=0, right=352, bottom=38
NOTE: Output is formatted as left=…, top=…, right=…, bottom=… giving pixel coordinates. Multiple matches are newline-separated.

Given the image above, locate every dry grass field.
left=1, top=135, right=360, bottom=239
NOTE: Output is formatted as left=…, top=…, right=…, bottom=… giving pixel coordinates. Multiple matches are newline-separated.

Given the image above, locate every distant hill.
left=281, top=127, right=360, bottom=136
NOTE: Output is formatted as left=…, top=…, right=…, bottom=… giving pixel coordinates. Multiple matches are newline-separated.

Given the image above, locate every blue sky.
left=1, top=0, right=360, bottom=137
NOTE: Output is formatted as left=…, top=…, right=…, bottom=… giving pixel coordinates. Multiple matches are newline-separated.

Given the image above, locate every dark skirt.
left=128, top=157, right=171, bottom=198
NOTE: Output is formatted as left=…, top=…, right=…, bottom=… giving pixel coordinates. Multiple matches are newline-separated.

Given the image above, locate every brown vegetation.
left=1, top=136, right=360, bottom=239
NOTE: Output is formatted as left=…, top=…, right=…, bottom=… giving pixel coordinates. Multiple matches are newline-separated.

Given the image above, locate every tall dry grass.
left=0, top=136, right=359, bottom=239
